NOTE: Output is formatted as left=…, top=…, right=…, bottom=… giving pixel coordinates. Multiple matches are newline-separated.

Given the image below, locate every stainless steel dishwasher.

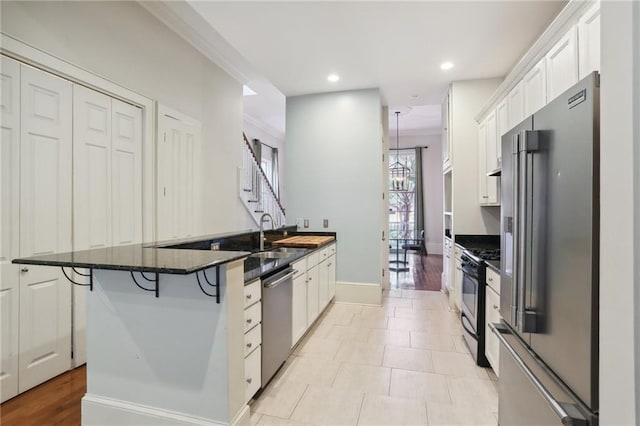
left=261, top=266, right=296, bottom=386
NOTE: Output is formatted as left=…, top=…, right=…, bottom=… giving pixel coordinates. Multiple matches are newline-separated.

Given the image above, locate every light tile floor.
left=250, top=289, right=498, bottom=426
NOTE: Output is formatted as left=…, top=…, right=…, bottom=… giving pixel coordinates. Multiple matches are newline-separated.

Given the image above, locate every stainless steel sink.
left=249, top=251, right=293, bottom=259
left=271, top=247, right=307, bottom=254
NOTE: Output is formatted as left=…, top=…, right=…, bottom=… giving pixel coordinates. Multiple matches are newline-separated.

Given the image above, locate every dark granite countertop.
left=12, top=245, right=250, bottom=275
left=12, top=228, right=337, bottom=280
left=485, top=259, right=500, bottom=273
left=454, top=234, right=500, bottom=250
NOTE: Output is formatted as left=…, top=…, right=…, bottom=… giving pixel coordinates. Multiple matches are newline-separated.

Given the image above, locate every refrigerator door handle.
left=511, top=132, right=520, bottom=327
left=517, top=130, right=539, bottom=333
left=489, top=323, right=587, bottom=426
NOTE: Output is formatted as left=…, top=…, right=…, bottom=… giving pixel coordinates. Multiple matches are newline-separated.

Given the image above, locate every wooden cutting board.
left=272, top=235, right=335, bottom=248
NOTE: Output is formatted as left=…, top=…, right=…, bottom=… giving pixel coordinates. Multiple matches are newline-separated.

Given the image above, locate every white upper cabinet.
left=523, top=58, right=547, bottom=117
left=507, top=81, right=525, bottom=129
left=546, top=26, right=579, bottom=102
left=478, top=120, right=488, bottom=204
left=578, top=2, right=601, bottom=79
left=485, top=110, right=498, bottom=173
left=496, top=97, right=509, bottom=165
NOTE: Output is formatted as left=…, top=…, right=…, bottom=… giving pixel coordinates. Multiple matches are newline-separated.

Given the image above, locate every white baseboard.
left=335, top=281, right=382, bottom=305
left=427, top=242, right=443, bottom=255
left=82, top=394, right=250, bottom=426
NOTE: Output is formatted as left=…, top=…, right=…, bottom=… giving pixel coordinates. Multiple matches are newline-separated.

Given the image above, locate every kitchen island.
left=12, top=229, right=337, bottom=426
left=13, top=241, right=255, bottom=426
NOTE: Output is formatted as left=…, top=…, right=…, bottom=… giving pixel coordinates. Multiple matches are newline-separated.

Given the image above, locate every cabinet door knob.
left=246, top=378, right=252, bottom=384
left=246, top=294, right=252, bottom=300
left=493, top=304, right=499, bottom=310
left=21, top=267, right=29, bottom=273
left=246, top=318, right=253, bottom=324
left=308, top=277, right=312, bottom=281
left=488, top=277, right=493, bottom=282
left=246, top=342, right=252, bottom=349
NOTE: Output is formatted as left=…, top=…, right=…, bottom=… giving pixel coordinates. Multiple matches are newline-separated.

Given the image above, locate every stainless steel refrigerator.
left=491, top=72, right=599, bottom=425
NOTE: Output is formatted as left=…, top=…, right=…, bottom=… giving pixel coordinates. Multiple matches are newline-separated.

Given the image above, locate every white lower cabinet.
left=306, top=264, right=319, bottom=325
left=244, top=345, right=261, bottom=403
left=243, top=279, right=262, bottom=403
left=453, top=245, right=463, bottom=312
left=328, top=255, right=336, bottom=301
left=291, top=260, right=307, bottom=348
left=484, top=268, right=501, bottom=376
left=291, top=243, right=336, bottom=348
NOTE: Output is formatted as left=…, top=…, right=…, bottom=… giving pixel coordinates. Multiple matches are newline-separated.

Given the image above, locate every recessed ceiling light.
left=327, top=74, right=340, bottom=82
left=243, top=85, right=256, bottom=96
left=440, top=62, right=454, bottom=71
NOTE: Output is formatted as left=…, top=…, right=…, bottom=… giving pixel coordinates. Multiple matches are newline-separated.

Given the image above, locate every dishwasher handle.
left=263, top=268, right=297, bottom=289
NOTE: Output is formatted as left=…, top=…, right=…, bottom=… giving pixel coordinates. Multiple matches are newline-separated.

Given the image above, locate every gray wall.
left=286, top=89, right=383, bottom=285
left=391, top=133, right=444, bottom=255
left=1, top=1, right=254, bottom=235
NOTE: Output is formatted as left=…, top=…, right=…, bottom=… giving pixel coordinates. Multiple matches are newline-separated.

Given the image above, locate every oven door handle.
left=460, top=311, right=478, bottom=341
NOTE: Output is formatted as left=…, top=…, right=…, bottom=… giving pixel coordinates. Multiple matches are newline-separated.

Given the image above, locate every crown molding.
left=475, top=0, right=597, bottom=122
left=138, top=1, right=256, bottom=84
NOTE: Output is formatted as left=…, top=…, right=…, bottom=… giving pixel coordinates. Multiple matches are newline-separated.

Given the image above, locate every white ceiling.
left=180, top=1, right=566, bottom=135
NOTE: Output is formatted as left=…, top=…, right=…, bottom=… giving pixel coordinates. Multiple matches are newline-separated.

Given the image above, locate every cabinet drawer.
left=244, top=279, right=261, bottom=309
left=244, top=301, right=261, bottom=333
left=485, top=285, right=501, bottom=376
left=329, top=243, right=336, bottom=256
left=318, top=247, right=330, bottom=263
left=292, top=258, right=306, bottom=278
left=245, top=345, right=261, bottom=402
left=486, top=268, right=501, bottom=294
left=244, top=323, right=262, bottom=357
left=307, top=252, right=319, bottom=268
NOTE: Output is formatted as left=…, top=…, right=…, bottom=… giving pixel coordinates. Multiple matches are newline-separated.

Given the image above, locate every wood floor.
left=1, top=365, right=86, bottom=426
left=390, top=253, right=443, bottom=291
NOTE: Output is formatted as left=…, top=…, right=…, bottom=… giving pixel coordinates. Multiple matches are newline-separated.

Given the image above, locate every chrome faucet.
left=259, top=213, right=275, bottom=251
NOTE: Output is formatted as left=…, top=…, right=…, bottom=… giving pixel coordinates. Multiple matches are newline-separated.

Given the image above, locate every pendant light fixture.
left=389, top=111, right=410, bottom=191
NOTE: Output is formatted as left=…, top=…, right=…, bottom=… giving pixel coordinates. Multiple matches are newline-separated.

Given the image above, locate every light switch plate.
left=323, top=219, right=329, bottom=228
left=303, top=219, right=309, bottom=228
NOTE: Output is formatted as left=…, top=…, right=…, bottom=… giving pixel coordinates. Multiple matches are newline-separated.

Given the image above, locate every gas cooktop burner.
left=465, top=248, right=501, bottom=261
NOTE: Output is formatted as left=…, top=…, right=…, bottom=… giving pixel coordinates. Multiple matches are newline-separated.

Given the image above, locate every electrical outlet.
left=323, top=219, right=329, bottom=228
left=303, top=219, right=309, bottom=228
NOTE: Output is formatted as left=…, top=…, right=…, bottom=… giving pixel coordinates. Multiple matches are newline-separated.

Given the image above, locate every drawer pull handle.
left=493, top=304, right=499, bottom=309
left=246, top=342, right=253, bottom=349
left=21, top=267, right=29, bottom=273
left=309, top=277, right=312, bottom=281
left=246, top=318, right=253, bottom=324
left=246, top=294, right=252, bottom=299
left=246, top=378, right=252, bottom=384
left=488, top=277, right=493, bottom=281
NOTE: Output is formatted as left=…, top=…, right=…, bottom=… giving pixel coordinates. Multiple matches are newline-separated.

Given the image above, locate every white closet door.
left=0, top=56, right=21, bottom=403
left=72, top=85, right=113, bottom=367
left=112, top=99, right=142, bottom=246
left=157, top=107, right=200, bottom=241
left=19, top=64, right=72, bottom=393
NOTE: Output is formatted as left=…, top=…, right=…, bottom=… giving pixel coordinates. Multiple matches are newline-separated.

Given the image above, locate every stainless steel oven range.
left=460, top=248, right=499, bottom=367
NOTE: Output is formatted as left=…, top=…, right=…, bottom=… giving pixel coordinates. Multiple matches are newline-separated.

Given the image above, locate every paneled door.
left=72, top=85, right=112, bottom=367
left=0, top=56, right=21, bottom=403
left=111, top=99, right=142, bottom=246
left=157, top=106, right=200, bottom=241
left=72, top=87, right=142, bottom=366
left=523, top=58, right=547, bottom=117
left=545, top=26, right=579, bottom=102
left=18, top=64, right=73, bottom=393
